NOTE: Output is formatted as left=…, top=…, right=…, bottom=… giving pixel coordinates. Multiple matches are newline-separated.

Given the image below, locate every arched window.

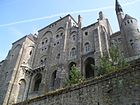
left=17, top=79, right=26, bottom=102
left=56, top=53, right=60, bottom=59
left=72, top=35, right=76, bottom=41
left=70, top=47, right=76, bottom=57
left=51, top=70, right=57, bottom=88
left=84, top=42, right=90, bottom=52
left=33, top=73, right=42, bottom=91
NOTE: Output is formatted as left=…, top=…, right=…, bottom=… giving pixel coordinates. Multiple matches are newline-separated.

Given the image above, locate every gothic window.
left=131, top=20, right=133, bottom=23
left=130, top=39, right=133, bottom=42
left=45, top=39, right=48, bottom=43
left=29, top=51, right=32, bottom=55
left=70, top=47, right=76, bottom=57
left=56, top=53, right=60, bottom=59
left=60, top=32, right=63, bottom=36
left=127, top=20, right=130, bottom=24
left=42, top=42, right=44, bottom=45
left=57, top=41, right=59, bottom=45
left=40, top=59, right=43, bottom=64
left=51, top=70, right=57, bottom=88
left=33, top=73, right=42, bottom=91
left=84, top=42, right=90, bottom=52
left=85, top=32, right=88, bottom=36
left=17, top=79, right=26, bottom=102
left=72, top=35, right=76, bottom=41
left=56, top=34, right=59, bottom=38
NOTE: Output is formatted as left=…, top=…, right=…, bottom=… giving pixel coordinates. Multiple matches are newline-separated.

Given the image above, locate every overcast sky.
left=0, top=0, right=140, bottom=61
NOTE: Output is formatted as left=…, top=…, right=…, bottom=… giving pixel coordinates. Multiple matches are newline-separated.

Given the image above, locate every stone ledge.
left=13, top=62, right=140, bottom=105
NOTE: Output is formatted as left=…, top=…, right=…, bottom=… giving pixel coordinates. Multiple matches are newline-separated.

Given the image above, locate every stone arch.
left=70, top=31, right=77, bottom=41
left=42, top=31, right=53, bottom=39
left=55, top=27, right=65, bottom=39
left=17, top=79, right=26, bottom=102
left=32, top=73, right=42, bottom=91
left=68, top=62, right=76, bottom=79
left=56, top=27, right=64, bottom=32
left=84, top=57, right=95, bottom=78
left=40, top=31, right=53, bottom=46
left=51, top=70, right=57, bottom=88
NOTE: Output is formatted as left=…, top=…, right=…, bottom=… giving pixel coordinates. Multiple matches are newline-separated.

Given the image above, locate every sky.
left=0, top=0, right=140, bottom=61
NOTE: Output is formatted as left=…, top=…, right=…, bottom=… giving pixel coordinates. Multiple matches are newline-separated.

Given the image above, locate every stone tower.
left=115, top=0, right=140, bottom=57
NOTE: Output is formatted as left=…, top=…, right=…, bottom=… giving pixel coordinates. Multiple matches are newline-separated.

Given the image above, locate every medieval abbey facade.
left=0, top=0, right=140, bottom=105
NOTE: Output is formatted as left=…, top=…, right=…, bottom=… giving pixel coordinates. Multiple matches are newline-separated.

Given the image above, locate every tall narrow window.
left=85, top=42, right=90, bottom=52
left=72, top=35, right=76, bottom=41
left=51, top=70, right=57, bottom=88
left=17, top=79, right=26, bottom=102
left=33, top=73, right=42, bottom=91
left=70, top=47, right=76, bottom=57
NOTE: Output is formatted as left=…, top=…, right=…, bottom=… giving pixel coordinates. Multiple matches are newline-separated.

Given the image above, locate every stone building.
left=0, top=0, right=140, bottom=105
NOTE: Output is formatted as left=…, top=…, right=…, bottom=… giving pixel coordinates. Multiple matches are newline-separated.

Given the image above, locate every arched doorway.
left=68, top=62, right=76, bottom=79
left=84, top=57, right=95, bottom=78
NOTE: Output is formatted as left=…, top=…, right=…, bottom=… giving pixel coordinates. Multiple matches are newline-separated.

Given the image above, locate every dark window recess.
left=127, top=20, right=130, bottom=24
left=124, top=22, right=126, bottom=25
left=57, top=42, right=59, bottom=44
left=131, top=20, right=133, bottom=23
left=56, top=35, right=59, bottom=38
left=29, top=51, right=32, bottom=55
left=54, top=43, right=56, bottom=46
left=137, top=29, right=139, bottom=32
left=57, top=53, right=60, bottom=59
left=60, top=33, right=63, bottom=36
left=42, top=42, right=44, bottom=45
left=130, top=39, right=133, bottom=42
left=41, top=60, right=43, bottom=63
left=45, top=40, right=48, bottom=43
left=85, top=32, right=88, bottom=35
left=131, top=43, right=134, bottom=46
left=42, top=49, right=43, bottom=51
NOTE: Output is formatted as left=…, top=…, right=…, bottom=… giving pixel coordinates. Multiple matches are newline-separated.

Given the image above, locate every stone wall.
left=14, top=63, right=140, bottom=105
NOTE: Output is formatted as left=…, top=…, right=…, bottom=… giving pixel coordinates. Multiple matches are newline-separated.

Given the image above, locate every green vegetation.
left=94, top=45, right=129, bottom=76
left=65, top=65, right=84, bottom=86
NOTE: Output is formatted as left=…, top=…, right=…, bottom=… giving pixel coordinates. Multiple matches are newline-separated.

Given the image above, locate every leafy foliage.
left=65, top=65, right=84, bottom=86
left=95, top=45, right=128, bottom=76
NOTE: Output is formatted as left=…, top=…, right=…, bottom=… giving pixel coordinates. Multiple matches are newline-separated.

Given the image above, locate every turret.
left=121, top=14, right=140, bottom=56
left=115, top=0, right=124, bottom=28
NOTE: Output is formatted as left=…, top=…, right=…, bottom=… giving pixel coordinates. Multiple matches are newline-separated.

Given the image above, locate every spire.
left=115, top=0, right=123, bottom=13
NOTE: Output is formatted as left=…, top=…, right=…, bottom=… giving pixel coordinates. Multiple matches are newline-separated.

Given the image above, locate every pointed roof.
left=115, top=0, right=123, bottom=13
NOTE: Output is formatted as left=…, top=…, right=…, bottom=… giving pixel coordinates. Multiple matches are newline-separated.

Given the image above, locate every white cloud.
left=8, top=27, right=23, bottom=37
left=0, top=0, right=139, bottom=27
